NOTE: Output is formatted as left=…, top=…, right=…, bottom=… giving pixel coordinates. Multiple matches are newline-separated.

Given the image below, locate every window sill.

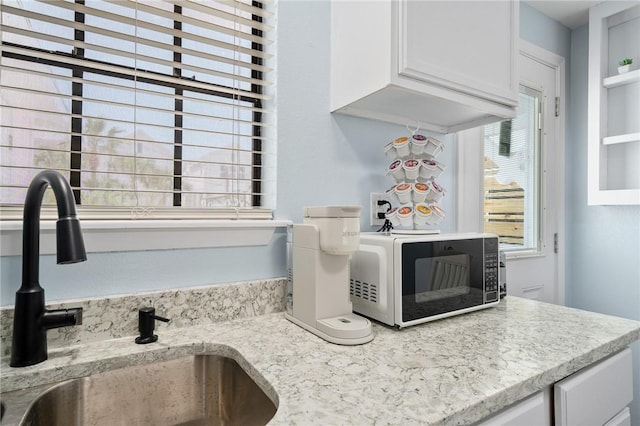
left=0, top=220, right=292, bottom=256
left=504, top=249, right=545, bottom=260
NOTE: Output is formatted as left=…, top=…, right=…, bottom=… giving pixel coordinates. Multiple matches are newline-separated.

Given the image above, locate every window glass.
left=0, top=0, right=273, bottom=218
left=483, top=87, right=542, bottom=253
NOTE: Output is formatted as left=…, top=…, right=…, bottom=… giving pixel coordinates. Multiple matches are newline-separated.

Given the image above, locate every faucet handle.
left=135, top=307, right=170, bottom=344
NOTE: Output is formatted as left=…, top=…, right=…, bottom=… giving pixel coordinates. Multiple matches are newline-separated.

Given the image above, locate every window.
left=483, top=86, right=542, bottom=253
left=0, top=0, right=275, bottom=220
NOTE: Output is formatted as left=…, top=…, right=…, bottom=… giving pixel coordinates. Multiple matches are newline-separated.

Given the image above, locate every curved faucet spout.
left=21, top=170, right=86, bottom=291
left=11, top=170, right=87, bottom=367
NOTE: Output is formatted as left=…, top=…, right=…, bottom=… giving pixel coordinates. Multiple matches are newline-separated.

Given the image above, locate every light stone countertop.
left=1, top=296, right=639, bottom=425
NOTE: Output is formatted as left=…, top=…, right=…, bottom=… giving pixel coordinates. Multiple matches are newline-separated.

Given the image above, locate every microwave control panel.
left=484, top=237, right=499, bottom=303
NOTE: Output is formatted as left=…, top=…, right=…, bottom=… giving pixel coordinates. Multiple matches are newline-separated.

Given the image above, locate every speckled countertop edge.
left=2, top=297, right=639, bottom=425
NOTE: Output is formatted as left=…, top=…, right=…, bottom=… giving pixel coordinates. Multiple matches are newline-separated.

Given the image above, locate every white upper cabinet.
left=588, top=1, right=640, bottom=205
left=330, top=0, right=519, bottom=134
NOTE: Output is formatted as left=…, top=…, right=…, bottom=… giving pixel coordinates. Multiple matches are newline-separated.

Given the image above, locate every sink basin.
left=20, top=355, right=277, bottom=426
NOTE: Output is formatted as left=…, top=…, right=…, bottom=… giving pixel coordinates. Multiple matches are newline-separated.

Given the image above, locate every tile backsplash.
left=0, top=279, right=286, bottom=358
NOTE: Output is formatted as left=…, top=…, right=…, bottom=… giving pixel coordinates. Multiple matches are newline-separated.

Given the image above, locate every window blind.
left=483, top=88, right=541, bottom=251
left=0, top=0, right=276, bottom=220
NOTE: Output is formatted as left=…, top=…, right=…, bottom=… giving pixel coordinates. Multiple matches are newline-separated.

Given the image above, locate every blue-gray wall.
left=566, top=23, right=640, bottom=424
left=520, top=2, right=571, bottom=59
left=565, top=23, right=640, bottom=339
left=0, top=235, right=288, bottom=304
left=0, top=0, right=456, bottom=305
left=1, top=4, right=639, bottom=420
left=522, top=5, right=639, bottom=422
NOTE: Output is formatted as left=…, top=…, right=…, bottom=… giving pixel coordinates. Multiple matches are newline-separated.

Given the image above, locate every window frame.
left=0, top=218, right=291, bottom=256
left=0, top=0, right=275, bottom=221
left=482, top=84, right=543, bottom=256
left=456, top=40, right=566, bottom=267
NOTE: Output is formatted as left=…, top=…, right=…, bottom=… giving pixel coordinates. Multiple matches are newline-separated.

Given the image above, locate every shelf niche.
left=588, top=2, right=640, bottom=205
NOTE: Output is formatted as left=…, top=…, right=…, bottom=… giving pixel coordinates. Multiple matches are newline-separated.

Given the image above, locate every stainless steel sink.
left=17, top=355, right=277, bottom=426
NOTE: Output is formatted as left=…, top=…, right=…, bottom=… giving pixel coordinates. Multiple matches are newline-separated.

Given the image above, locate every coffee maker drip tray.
left=285, top=312, right=374, bottom=345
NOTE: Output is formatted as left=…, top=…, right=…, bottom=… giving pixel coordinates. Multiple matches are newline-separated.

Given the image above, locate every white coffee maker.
left=284, top=206, right=374, bottom=345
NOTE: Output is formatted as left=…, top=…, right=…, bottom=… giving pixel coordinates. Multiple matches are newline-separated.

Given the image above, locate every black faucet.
left=10, top=170, right=87, bottom=367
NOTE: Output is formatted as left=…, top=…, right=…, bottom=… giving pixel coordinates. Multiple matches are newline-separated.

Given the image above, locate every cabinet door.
left=554, top=348, right=633, bottom=426
left=398, top=0, right=518, bottom=106
left=477, top=389, right=552, bottom=426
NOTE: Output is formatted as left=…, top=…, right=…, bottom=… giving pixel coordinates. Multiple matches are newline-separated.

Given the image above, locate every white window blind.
left=483, top=87, right=541, bottom=252
left=0, top=0, right=276, bottom=220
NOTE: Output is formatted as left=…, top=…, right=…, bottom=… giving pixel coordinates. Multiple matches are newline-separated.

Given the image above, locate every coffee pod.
left=385, top=184, right=399, bottom=204
left=395, top=183, right=412, bottom=204
left=420, top=159, right=445, bottom=180
left=392, top=136, right=411, bottom=157
left=397, top=206, right=413, bottom=227
left=423, top=181, right=436, bottom=201
left=384, top=142, right=398, bottom=160
left=385, top=207, right=400, bottom=227
left=403, top=159, right=420, bottom=181
left=410, top=134, right=428, bottom=155
left=412, top=182, right=428, bottom=203
left=430, top=204, right=446, bottom=224
left=414, top=203, right=432, bottom=225
left=424, top=136, right=444, bottom=158
left=428, top=180, right=445, bottom=202
left=387, top=159, right=405, bottom=182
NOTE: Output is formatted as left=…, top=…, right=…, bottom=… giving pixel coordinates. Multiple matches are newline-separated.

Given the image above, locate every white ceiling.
left=524, top=1, right=604, bottom=29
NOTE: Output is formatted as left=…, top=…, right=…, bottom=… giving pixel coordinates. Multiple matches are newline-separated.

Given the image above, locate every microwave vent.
left=350, top=278, right=378, bottom=303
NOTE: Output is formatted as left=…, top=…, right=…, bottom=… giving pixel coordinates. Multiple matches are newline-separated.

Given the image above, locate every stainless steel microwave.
left=349, top=232, right=500, bottom=328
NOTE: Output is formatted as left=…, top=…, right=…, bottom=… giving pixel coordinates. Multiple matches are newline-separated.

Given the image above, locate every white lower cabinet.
left=478, top=348, right=633, bottom=426
left=554, top=348, right=633, bottom=426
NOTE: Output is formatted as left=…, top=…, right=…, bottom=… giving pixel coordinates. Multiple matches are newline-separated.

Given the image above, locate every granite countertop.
left=2, top=296, right=639, bottom=425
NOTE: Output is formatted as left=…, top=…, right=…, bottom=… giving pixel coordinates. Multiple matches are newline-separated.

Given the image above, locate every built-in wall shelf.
left=588, top=1, right=640, bottom=205
left=603, top=69, right=640, bottom=88
left=602, top=132, right=640, bottom=145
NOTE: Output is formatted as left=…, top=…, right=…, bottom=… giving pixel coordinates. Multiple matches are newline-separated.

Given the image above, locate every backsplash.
left=0, top=279, right=286, bottom=359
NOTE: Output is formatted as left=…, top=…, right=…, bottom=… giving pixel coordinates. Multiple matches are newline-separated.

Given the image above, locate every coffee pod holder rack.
left=382, top=123, right=446, bottom=233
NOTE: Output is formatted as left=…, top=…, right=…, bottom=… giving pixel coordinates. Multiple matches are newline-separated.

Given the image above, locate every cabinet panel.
left=477, top=389, right=552, bottom=426
left=330, top=0, right=518, bottom=134
left=400, top=1, right=517, bottom=106
left=554, top=348, right=633, bottom=426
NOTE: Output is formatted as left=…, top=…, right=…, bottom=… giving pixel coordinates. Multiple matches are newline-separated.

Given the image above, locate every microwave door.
left=402, top=240, right=485, bottom=323
left=416, top=254, right=471, bottom=303
left=432, top=253, right=469, bottom=292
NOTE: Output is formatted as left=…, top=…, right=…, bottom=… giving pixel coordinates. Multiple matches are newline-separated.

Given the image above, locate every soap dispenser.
left=135, top=307, right=170, bottom=344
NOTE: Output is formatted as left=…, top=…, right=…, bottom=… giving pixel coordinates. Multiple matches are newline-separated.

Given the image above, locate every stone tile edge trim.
left=0, top=278, right=286, bottom=359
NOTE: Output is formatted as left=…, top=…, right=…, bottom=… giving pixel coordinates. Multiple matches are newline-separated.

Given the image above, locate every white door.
left=457, top=41, right=565, bottom=304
